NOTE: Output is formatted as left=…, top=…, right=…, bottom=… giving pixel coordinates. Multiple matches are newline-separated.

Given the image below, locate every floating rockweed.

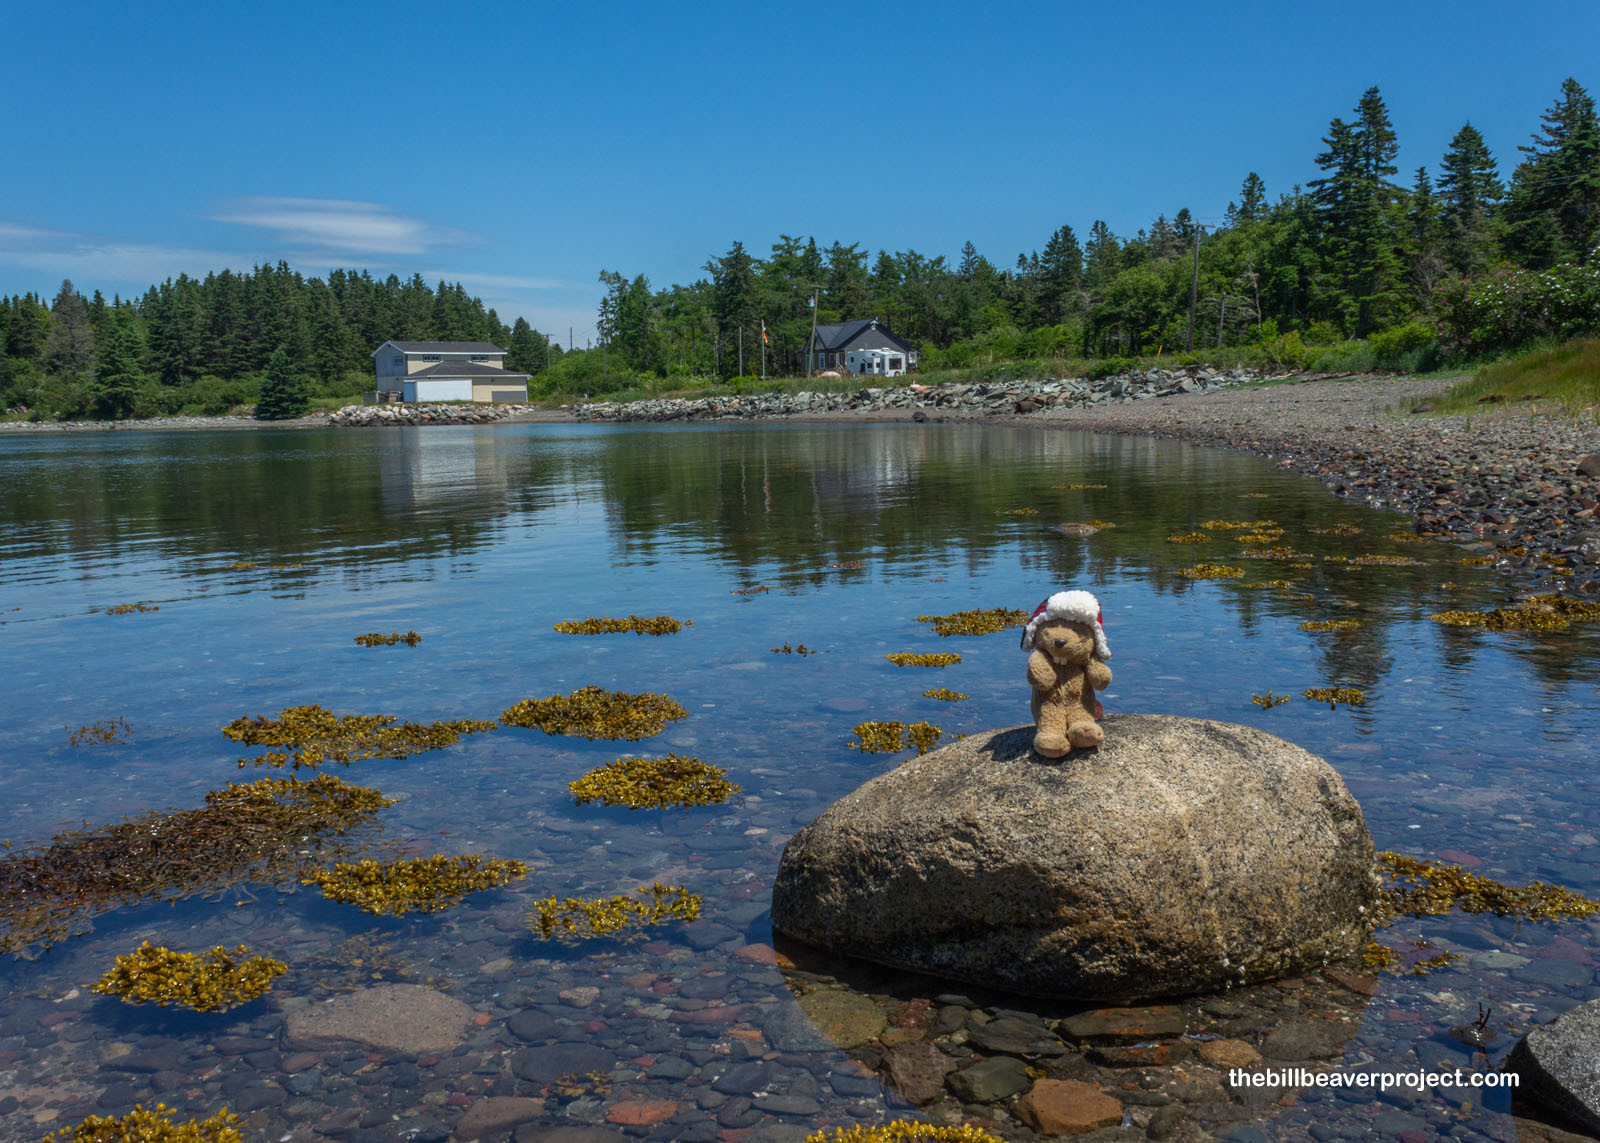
left=1460, top=555, right=1496, bottom=567
left=994, top=507, right=1038, bottom=516
left=1386, top=532, right=1427, bottom=544
left=353, top=630, right=422, bottom=647
left=922, top=688, right=968, bottom=702
left=500, top=686, right=688, bottom=740
left=1201, top=519, right=1278, bottom=530
left=67, top=717, right=131, bottom=746
left=105, top=603, right=158, bottom=615
left=1084, top=519, right=1116, bottom=528
left=1239, top=579, right=1297, bottom=591
left=1312, top=523, right=1363, bottom=536
left=569, top=755, right=739, bottom=810
left=729, top=585, right=770, bottom=595
left=806, top=1123, right=1007, bottom=1143
left=916, top=608, right=1029, bottom=636
left=1052, top=482, right=1107, bottom=490
left=43, top=1104, right=243, bottom=1143
left=1429, top=594, right=1600, bottom=633
left=528, top=882, right=702, bottom=943
left=1303, top=687, right=1366, bottom=708
left=1344, top=554, right=1424, bottom=567
left=0, top=774, right=393, bottom=957
left=770, top=643, right=819, bottom=656
left=1373, top=851, right=1600, bottom=926
left=884, top=652, right=962, bottom=667
left=1299, top=619, right=1362, bottom=633
left=849, top=720, right=944, bottom=755
left=1167, top=532, right=1211, bottom=544
left=552, top=615, right=692, bottom=636
left=1178, top=563, right=1245, bottom=580
left=93, top=942, right=288, bottom=1012
left=1240, top=546, right=1312, bottom=561
left=224, top=704, right=496, bottom=769
left=305, top=855, right=528, bottom=915
left=1235, top=531, right=1285, bottom=545
left=1251, top=692, right=1292, bottom=709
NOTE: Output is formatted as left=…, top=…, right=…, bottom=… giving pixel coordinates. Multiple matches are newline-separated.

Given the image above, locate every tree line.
left=2, top=76, right=1596, bottom=417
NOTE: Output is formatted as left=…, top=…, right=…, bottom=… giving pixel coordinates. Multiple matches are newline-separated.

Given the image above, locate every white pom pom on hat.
left=1020, top=589, right=1110, bottom=660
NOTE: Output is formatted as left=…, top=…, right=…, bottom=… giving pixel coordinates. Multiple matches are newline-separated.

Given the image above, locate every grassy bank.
left=1420, top=339, right=1600, bottom=419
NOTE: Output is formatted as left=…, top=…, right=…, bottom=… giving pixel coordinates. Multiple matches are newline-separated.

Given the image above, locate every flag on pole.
left=761, top=320, right=769, bottom=344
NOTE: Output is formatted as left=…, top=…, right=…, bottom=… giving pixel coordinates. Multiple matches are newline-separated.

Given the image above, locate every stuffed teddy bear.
left=1021, top=590, right=1112, bottom=756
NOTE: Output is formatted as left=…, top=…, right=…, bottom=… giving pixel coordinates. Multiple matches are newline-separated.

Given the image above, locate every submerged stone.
left=771, top=716, right=1377, bottom=1001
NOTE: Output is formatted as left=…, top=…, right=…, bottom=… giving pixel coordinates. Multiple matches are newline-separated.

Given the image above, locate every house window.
left=889, top=357, right=903, bottom=370
left=470, top=355, right=488, bottom=361
left=422, top=354, right=440, bottom=361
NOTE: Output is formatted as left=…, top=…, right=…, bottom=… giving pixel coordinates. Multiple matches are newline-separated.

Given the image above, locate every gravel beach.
left=1015, top=375, right=1600, bottom=594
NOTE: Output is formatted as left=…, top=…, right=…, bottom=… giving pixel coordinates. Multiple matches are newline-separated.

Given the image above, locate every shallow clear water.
left=1, top=422, right=1598, bottom=1141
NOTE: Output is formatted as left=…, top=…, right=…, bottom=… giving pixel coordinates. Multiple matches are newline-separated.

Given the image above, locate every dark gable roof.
left=810, top=318, right=914, bottom=354
left=386, top=341, right=506, bottom=354
left=408, top=360, right=530, bottom=380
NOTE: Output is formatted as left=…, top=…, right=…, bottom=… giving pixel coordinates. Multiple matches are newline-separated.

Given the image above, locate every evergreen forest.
left=3, top=79, right=1599, bottom=419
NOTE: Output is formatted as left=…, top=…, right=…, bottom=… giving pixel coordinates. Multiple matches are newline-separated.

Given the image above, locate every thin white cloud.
left=0, top=221, right=243, bottom=288
left=422, top=270, right=571, bottom=291
left=210, top=197, right=471, bottom=256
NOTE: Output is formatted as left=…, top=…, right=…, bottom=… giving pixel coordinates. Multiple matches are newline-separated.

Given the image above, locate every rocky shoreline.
left=567, top=367, right=1261, bottom=423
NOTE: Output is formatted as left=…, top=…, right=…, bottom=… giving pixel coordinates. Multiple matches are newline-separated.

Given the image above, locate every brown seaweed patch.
left=0, top=774, right=394, bottom=957
left=730, top=585, right=771, bottom=595
left=93, top=941, right=288, bottom=1012
left=225, top=560, right=256, bottom=571
left=1240, top=547, right=1312, bottom=561
left=569, top=755, right=739, bottom=810
left=44, top=1104, right=243, bottom=1143
left=354, top=630, right=423, bottom=647
left=849, top=720, right=944, bottom=755
left=994, top=507, right=1038, bottom=516
left=1084, top=519, right=1117, bottom=528
left=67, top=717, right=131, bottom=746
left=1299, top=619, right=1362, bottom=633
left=105, top=603, right=159, bottom=615
left=1312, top=523, right=1363, bottom=536
left=1178, top=563, right=1245, bottom=580
left=1167, top=532, right=1212, bottom=544
left=1303, top=686, right=1366, bottom=708
left=1385, top=532, right=1428, bottom=544
left=922, top=688, right=968, bottom=702
left=1201, top=519, right=1278, bottom=530
left=223, top=705, right=495, bottom=769
left=528, top=882, right=702, bottom=943
left=553, top=615, right=691, bottom=636
left=1346, top=554, right=1424, bottom=567
left=305, top=855, right=528, bottom=915
left=885, top=652, right=962, bottom=667
left=825, top=560, right=867, bottom=570
left=553, top=1071, right=613, bottom=1101
left=1459, top=555, right=1496, bottom=567
left=1052, top=483, right=1107, bottom=490
left=1238, top=579, right=1297, bottom=591
left=770, top=643, right=820, bottom=656
left=500, top=687, right=688, bottom=741
left=916, top=608, right=1029, bottom=637
left=1251, top=692, right=1292, bottom=709
left=1374, top=851, right=1600, bottom=925
left=1430, top=594, right=1600, bottom=633
left=806, top=1122, right=1007, bottom=1143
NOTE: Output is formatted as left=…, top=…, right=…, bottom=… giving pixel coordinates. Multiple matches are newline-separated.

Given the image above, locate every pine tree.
left=255, top=345, right=308, bottom=420
left=1405, top=167, right=1447, bottom=298
left=1503, top=77, right=1600, bottom=267
left=1311, top=87, right=1405, bottom=333
left=1438, top=123, right=1503, bottom=275
left=45, top=280, right=95, bottom=375
left=1038, top=225, right=1083, bottom=323
left=92, top=307, right=146, bottom=419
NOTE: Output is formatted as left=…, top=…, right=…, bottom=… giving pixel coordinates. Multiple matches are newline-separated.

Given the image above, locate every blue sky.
left=3, top=0, right=1595, bottom=344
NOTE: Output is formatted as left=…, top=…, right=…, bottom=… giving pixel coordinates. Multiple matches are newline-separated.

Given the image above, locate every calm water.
left=2, top=422, right=1598, bottom=1141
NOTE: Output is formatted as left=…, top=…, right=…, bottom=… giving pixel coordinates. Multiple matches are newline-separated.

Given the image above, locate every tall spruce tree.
left=92, top=308, right=145, bottom=419
left=1438, top=123, right=1503, bottom=275
left=1405, top=167, right=1447, bottom=298
left=1038, top=225, right=1083, bottom=324
left=1311, top=87, right=1404, bottom=333
left=1503, top=77, right=1600, bottom=267
left=45, top=280, right=95, bottom=375
left=255, top=344, right=308, bottom=420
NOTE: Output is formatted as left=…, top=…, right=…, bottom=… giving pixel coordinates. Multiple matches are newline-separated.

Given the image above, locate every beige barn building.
left=371, top=341, right=530, bottom=403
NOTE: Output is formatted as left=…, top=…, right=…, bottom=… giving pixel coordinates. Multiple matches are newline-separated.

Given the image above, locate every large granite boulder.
left=1507, top=998, right=1600, bottom=1134
left=771, top=716, right=1377, bottom=1000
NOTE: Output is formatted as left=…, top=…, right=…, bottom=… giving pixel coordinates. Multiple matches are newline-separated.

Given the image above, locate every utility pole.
left=805, top=287, right=819, bottom=378
left=738, top=325, right=744, bottom=378
left=760, top=321, right=766, bottom=382
left=569, top=327, right=573, bottom=352
left=1185, top=226, right=1202, bottom=353
left=1217, top=295, right=1226, bottom=348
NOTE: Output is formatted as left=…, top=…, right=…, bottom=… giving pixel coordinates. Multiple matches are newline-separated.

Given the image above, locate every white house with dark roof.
left=804, top=318, right=918, bottom=377
left=370, top=341, right=531, bottom=403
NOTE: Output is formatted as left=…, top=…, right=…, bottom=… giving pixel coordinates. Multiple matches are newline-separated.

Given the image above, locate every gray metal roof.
left=374, top=340, right=506, bottom=355
left=809, top=319, right=913, bottom=353
left=407, top=360, right=530, bottom=380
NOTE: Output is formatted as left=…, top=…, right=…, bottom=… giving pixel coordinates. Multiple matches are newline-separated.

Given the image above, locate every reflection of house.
left=805, top=318, right=918, bottom=377
left=371, top=341, right=531, bottom=403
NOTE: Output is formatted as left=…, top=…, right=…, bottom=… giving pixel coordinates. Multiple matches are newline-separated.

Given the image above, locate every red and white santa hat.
left=1020, top=589, right=1110, bottom=659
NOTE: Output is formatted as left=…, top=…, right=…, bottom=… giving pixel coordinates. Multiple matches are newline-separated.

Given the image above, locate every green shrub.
left=1083, top=356, right=1136, bottom=381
